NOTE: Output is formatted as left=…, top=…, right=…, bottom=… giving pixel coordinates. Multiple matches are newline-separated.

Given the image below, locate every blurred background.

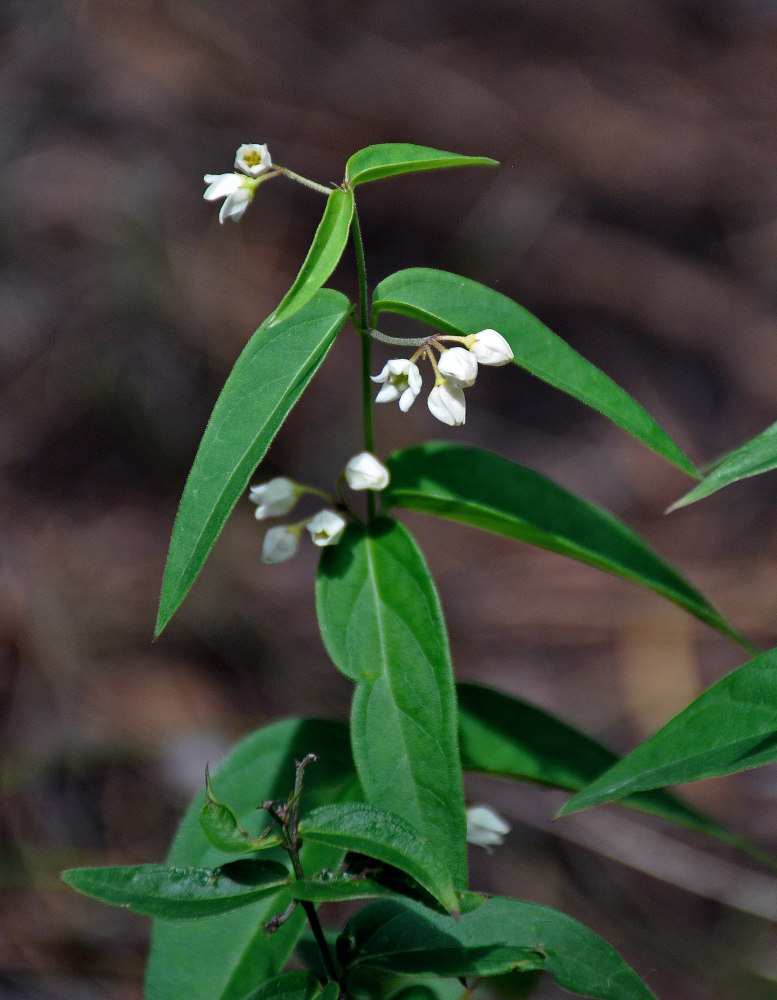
left=5, top=1, right=777, bottom=997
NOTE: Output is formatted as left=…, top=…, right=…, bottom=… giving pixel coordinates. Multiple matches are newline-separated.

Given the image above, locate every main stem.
left=351, top=203, right=376, bottom=521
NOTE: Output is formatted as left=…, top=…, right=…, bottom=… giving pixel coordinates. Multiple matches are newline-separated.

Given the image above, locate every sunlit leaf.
left=155, top=290, right=349, bottom=636
left=345, top=143, right=497, bottom=186
left=270, top=188, right=354, bottom=326
left=669, top=418, right=777, bottom=510
left=384, top=443, right=748, bottom=647
left=562, top=648, right=777, bottom=815
left=372, top=268, right=697, bottom=476
left=316, top=519, right=467, bottom=889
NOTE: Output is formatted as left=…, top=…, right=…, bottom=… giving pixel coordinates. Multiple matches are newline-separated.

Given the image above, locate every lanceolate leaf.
left=562, top=648, right=777, bottom=816
left=458, top=683, right=770, bottom=861
left=316, top=519, right=467, bottom=890
left=155, top=290, right=350, bottom=636
left=669, top=418, right=777, bottom=510
left=62, top=860, right=288, bottom=919
left=384, top=443, right=748, bottom=647
left=299, top=803, right=458, bottom=914
left=339, top=895, right=655, bottom=1000
left=345, top=143, right=498, bottom=187
left=270, top=188, right=354, bottom=326
left=145, top=719, right=359, bottom=1000
left=372, top=268, right=697, bottom=476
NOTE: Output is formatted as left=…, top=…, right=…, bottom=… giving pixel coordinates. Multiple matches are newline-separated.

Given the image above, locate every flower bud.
left=306, top=510, right=347, bottom=548
left=437, top=347, right=478, bottom=388
left=344, top=452, right=390, bottom=492
left=465, top=804, right=510, bottom=852
left=428, top=383, right=466, bottom=426
left=249, top=477, right=299, bottom=519
left=371, top=359, right=422, bottom=412
left=261, top=525, right=301, bottom=564
left=467, top=329, right=513, bottom=366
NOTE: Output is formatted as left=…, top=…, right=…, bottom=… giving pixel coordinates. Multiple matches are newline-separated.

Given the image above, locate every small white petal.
left=428, top=383, right=466, bottom=426
left=203, top=173, right=243, bottom=200
left=374, top=381, right=402, bottom=404
left=468, top=329, right=514, bottom=366
left=261, top=525, right=300, bottom=564
left=235, top=143, right=272, bottom=177
left=466, top=805, right=510, bottom=852
left=249, top=477, right=299, bottom=519
left=345, top=452, right=390, bottom=491
left=306, top=509, right=347, bottom=547
left=219, top=187, right=253, bottom=223
left=437, top=346, right=478, bottom=388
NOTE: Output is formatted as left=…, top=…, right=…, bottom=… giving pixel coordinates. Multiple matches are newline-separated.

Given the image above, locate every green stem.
left=351, top=204, right=376, bottom=521
left=273, top=164, right=333, bottom=196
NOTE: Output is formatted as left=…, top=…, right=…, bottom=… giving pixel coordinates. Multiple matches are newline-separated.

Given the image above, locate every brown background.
left=4, top=1, right=777, bottom=998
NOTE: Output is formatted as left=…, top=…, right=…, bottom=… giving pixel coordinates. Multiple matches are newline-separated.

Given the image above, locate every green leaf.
left=299, top=803, right=458, bottom=914
left=200, top=767, right=280, bottom=853
left=562, top=647, right=777, bottom=816
left=155, top=289, right=350, bottom=636
left=345, top=143, right=497, bottom=186
left=669, top=418, right=777, bottom=510
left=288, top=874, right=402, bottom=904
left=240, top=971, right=330, bottom=1000
left=316, top=519, right=467, bottom=890
left=384, top=443, right=748, bottom=647
left=458, top=682, right=771, bottom=861
left=62, top=860, right=287, bottom=919
left=270, top=188, right=354, bottom=326
left=372, top=268, right=697, bottom=476
left=145, top=719, right=360, bottom=1000
left=339, top=895, right=655, bottom=1000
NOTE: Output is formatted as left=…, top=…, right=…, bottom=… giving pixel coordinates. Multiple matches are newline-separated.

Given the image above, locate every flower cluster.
left=249, top=453, right=389, bottom=564
left=203, top=143, right=275, bottom=224
left=372, top=329, right=513, bottom=427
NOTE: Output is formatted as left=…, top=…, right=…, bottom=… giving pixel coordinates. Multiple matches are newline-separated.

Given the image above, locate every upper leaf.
left=562, top=647, right=777, bottom=816
left=372, top=268, right=697, bottom=476
left=270, top=187, right=354, bottom=326
left=62, top=860, right=287, bottom=919
left=345, top=144, right=498, bottom=187
left=669, top=417, right=777, bottom=510
left=300, top=803, right=458, bottom=915
left=145, top=718, right=359, bottom=1000
left=316, top=519, right=467, bottom=890
left=383, top=443, right=748, bottom=647
left=458, top=682, right=771, bottom=861
left=339, top=894, right=656, bottom=999
left=155, top=289, right=350, bottom=636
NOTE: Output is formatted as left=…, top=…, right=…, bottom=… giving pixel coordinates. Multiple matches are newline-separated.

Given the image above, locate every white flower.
left=249, top=477, right=299, bottom=519
left=306, top=509, right=347, bottom=547
left=344, top=452, right=390, bottom=492
left=437, top=346, right=478, bottom=388
left=261, top=524, right=301, bottom=564
left=465, top=805, right=510, bottom=852
left=428, top=383, right=466, bottom=426
left=371, top=359, right=422, bottom=412
left=203, top=172, right=255, bottom=223
left=466, top=329, right=513, bottom=366
left=235, top=143, right=272, bottom=177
